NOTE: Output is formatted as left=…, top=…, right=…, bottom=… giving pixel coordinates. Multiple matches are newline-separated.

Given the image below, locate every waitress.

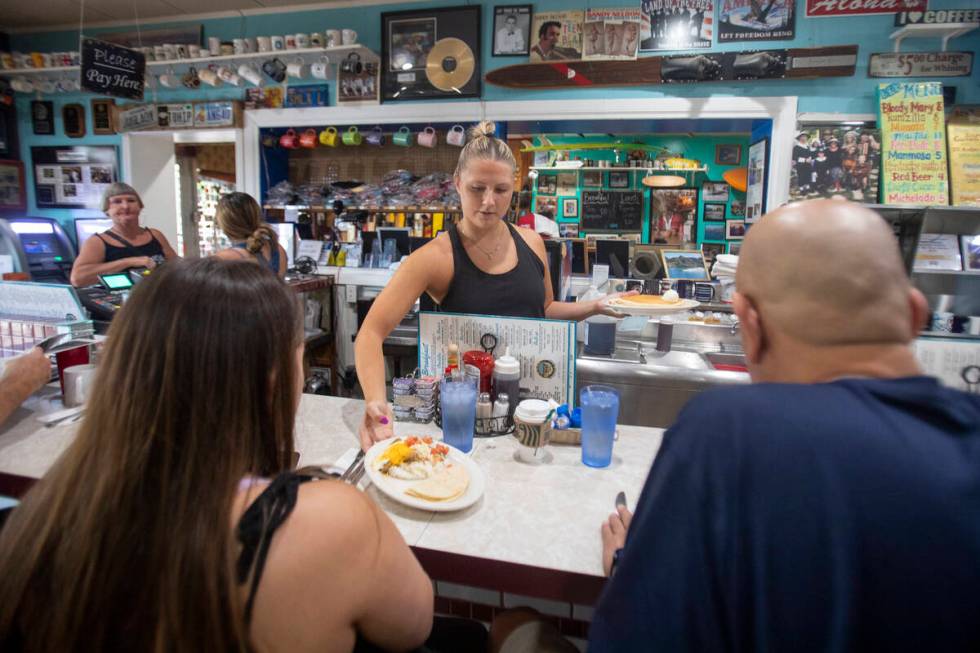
left=354, top=121, right=629, bottom=449
left=70, top=183, right=178, bottom=287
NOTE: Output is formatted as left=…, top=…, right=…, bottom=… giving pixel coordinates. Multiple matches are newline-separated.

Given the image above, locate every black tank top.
left=438, top=222, right=546, bottom=319
left=97, top=229, right=165, bottom=263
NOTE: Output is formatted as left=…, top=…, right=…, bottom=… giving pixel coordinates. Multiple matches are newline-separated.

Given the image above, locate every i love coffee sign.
left=806, top=0, right=926, bottom=17
left=80, top=38, right=145, bottom=100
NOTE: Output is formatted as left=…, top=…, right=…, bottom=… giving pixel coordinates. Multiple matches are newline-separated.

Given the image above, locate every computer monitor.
left=74, top=218, right=113, bottom=248
left=377, top=228, right=411, bottom=260
left=271, top=222, right=296, bottom=267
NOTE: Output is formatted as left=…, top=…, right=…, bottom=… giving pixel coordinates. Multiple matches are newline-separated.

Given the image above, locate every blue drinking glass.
left=440, top=377, right=478, bottom=453
left=580, top=385, right=620, bottom=468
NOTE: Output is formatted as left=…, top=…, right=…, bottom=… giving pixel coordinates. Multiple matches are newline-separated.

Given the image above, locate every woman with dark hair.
left=214, top=192, right=288, bottom=278
left=0, top=258, right=433, bottom=652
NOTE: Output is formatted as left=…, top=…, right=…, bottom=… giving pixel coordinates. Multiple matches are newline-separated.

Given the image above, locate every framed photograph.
left=562, top=197, right=579, bottom=218
left=556, top=173, right=577, bottom=195
left=728, top=241, right=742, bottom=255
left=704, top=222, right=726, bottom=241
left=31, top=101, right=54, bottom=135
left=661, top=249, right=710, bottom=280
left=0, top=159, right=27, bottom=211
left=582, top=170, right=602, bottom=187
left=650, top=188, right=698, bottom=246
left=381, top=5, right=481, bottom=102
left=961, top=235, right=980, bottom=271
left=493, top=5, right=532, bottom=56
left=530, top=10, right=583, bottom=61
left=560, top=222, right=580, bottom=237
left=790, top=124, right=880, bottom=204
left=746, top=138, right=769, bottom=221
left=91, top=99, right=115, bottom=135
left=703, top=203, right=726, bottom=221
left=536, top=195, right=558, bottom=218
left=730, top=198, right=745, bottom=217
left=715, top=143, right=742, bottom=165
left=583, top=8, right=641, bottom=60
left=537, top=174, right=557, bottom=195
left=702, top=242, right=726, bottom=267
left=726, top=219, right=746, bottom=240
left=641, top=0, right=712, bottom=51
left=339, top=62, right=379, bottom=103
left=608, top=171, right=630, bottom=188
left=702, top=181, right=730, bottom=202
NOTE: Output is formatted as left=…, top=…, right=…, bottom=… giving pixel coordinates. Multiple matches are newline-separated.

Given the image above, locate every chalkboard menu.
left=81, top=38, right=145, bottom=100
left=581, top=190, right=643, bottom=232
left=877, top=82, right=948, bottom=206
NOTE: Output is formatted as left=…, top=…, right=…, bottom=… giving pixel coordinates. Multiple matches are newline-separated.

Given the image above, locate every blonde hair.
left=454, top=120, right=517, bottom=177
left=216, top=192, right=278, bottom=255
left=101, top=182, right=143, bottom=212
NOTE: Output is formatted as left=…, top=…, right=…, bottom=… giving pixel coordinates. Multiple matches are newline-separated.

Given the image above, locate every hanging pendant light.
left=642, top=174, right=686, bottom=188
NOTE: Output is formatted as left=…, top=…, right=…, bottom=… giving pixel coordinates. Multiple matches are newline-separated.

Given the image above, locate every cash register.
left=76, top=271, right=142, bottom=322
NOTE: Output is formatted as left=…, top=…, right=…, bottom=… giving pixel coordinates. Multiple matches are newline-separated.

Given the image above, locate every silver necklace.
left=462, top=223, right=506, bottom=260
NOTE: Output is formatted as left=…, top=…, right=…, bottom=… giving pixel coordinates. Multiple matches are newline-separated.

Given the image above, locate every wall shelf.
left=890, top=23, right=977, bottom=52
left=531, top=166, right=708, bottom=172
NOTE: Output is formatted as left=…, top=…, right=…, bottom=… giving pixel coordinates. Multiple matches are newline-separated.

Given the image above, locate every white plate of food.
left=605, top=294, right=700, bottom=316
left=364, top=436, right=485, bottom=512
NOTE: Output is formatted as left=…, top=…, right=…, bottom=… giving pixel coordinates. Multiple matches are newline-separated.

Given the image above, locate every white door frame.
left=243, top=96, right=798, bottom=210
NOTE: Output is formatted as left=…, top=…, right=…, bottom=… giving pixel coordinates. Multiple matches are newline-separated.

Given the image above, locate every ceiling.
left=0, top=0, right=377, bottom=32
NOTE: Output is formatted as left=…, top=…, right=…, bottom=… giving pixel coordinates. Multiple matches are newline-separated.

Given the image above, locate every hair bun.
left=468, top=120, right=497, bottom=141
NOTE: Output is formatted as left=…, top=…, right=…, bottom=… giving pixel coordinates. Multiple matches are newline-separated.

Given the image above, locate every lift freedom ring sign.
left=80, top=38, right=146, bottom=100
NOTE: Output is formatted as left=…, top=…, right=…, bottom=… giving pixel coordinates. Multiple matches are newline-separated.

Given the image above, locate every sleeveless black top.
left=96, top=229, right=165, bottom=263
left=438, top=222, right=546, bottom=319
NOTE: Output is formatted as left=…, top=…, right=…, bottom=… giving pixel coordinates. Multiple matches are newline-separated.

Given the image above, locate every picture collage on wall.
left=790, top=124, right=881, bottom=203
left=31, top=146, right=118, bottom=209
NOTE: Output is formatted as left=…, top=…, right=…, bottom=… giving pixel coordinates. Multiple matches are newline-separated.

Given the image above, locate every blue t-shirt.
left=590, top=377, right=980, bottom=652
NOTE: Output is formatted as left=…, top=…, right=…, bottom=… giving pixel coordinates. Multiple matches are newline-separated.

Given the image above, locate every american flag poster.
left=640, top=0, right=713, bottom=51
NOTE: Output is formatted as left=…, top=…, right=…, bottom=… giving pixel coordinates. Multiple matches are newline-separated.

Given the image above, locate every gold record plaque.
left=425, top=38, right=475, bottom=91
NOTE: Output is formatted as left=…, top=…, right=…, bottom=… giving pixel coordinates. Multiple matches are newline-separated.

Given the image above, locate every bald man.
left=589, top=200, right=980, bottom=652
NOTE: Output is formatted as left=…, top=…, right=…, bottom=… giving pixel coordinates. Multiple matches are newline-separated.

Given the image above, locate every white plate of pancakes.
left=364, top=437, right=486, bottom=512
left=605, top=295, right=700, bottom=316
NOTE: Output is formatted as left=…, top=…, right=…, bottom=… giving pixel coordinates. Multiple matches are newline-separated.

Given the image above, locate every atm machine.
left=0, top=217, right=76, bottom=284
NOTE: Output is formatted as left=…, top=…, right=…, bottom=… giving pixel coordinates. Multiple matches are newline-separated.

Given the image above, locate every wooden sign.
left=80, top=38, right=145, bottom=100
left=894, top=9, right=980, bottom=25
left=806, top=0, right=926, bottom=17
left=947, top=106, right=980, bottom=207
left=581, top=190, right=643, bottom=232
left=116, top=104, right=157, bottom=132
left=62, top=104, right=85, bottom=138
left=869, top=52, right=973, bottom=78
left=877, top=82, right=948, bottom=206
left=91, top=99, right=115, bottom=135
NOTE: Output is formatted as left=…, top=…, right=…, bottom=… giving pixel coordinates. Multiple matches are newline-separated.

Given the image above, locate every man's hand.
left=2, top=347, right=51, bottom=394
left=601, top=505, right=633, bottom=577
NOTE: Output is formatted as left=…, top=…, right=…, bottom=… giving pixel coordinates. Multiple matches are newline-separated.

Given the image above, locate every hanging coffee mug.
left=199, top=67, right=221, bottom=86
left=446, top=124, right=466, bottom=147
left=182, top=66, right=201, bottom=88
left=417, top=126, right=437, bottom=148
left=299, top=128, right=318, bottom=149
left=325, top=29, right=341, bottom=47
left=341, top=52, right=362, bottom=74
left=158, top=69, right=181, bottom=88
left=319, top=126, right=338, bottom=146
left=217, top=66, right=241, bottom=86
left=262, top=57, right=287, bottom=83
left=280, top=129, right=300, bottom=149
left=392, top=126, right=412, bottom=147
left=310, top=56, right=330, bottom=80
left=366, top=126, right=385, bottom=146
left=342, top=126, right=362, bottom=146
left=286, top=59, right=308, bottom=79
left=238, top=64, right=263, bottom=86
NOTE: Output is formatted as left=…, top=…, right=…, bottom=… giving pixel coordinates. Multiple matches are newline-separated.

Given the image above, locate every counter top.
left=0, top=391, right=664, bottom=600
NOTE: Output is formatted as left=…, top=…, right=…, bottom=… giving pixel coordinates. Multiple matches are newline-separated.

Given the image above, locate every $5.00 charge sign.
left=80, top=38, right=145, bottom=100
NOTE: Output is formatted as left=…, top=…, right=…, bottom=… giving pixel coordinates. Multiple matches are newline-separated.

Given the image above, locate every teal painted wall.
left=8, top=0, right=979, bottom=226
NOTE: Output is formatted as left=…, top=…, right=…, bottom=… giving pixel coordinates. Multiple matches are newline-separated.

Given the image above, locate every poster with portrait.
left=583, top=8, right=642, bottom=60
left=529, top=10, right=583, bottom=62
left=718, top=0, right=795, bottom=42
left=640, top=0, right=713, bottom=51
left=493, top=5, right=532, bottom=56
left=789, top=124, right=881, bottom=203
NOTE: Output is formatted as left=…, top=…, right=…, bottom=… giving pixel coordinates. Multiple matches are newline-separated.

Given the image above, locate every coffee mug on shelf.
left=271, top=35, right=285, bottom=51
left=154, top=45, right=167, bottom=60
left=285, top=34, right=297, bottom=49
left=208, top=36, right=221, bottom=53
left=319, top=126, right=338, bottom=146
left=295, top=33, right=310, bottom=49
left=163, top=44, right=177, bottom=59
left=188, top=44, right=201, bottom=58
left=220, top=42, right=235, bottom=56
left=310, top=56, right=330, bottom=79
left=417, top=126, right=437, bottom=148
left=325, top=29, right=341, bottom=47
left=286, top=59, right=308, bottom=78
left=341, top=125, right=362, bottom=146
left=199, top=67, right=220, bottom=86
left=341, top=52, right=362, bottom=74
left=342, top=28, right=357, bottom=45
left=176, top=44, right=189, bottom=59
left=392, top=126, right=412, bottom=147
left=238, top=64, right=262, bottom=85
left=299, top=128, right=318, bottom=148
left=182, top=66, right=201, bottom=88
left=0, top=52, right=15, bottom=69
left=198, top=48, right=211, bottom=58
left=244, top=37, right=256, bottom=53
left=446, top=124, right=466, bottom=146
left=262, top=57, right=287, bottom=83
left=310, top=32, right=324, bottom=47
left=257, top=36, right=272, bottom=52
left=366, top=126, right=385, bottom=146
left=280, top=129, right=300, bottom=149
left=233, top=38, right=246, bottom=54
left=29, top=52, right=46, bottom=68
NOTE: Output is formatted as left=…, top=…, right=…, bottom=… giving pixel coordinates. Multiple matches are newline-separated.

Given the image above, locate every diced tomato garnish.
left=423, top=436, right=433, bottom=444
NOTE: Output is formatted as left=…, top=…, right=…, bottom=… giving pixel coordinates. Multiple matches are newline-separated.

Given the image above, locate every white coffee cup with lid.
left=513, top=399, right=553, bottom=465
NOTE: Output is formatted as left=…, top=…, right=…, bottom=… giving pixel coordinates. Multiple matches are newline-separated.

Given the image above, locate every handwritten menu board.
left=581, top=190, right=643, bottom=232
left=418, top=311, right=576, bottom=404
left=877, top=82, right=948, bottom=206
left=947, top=106, right=980, bottom=207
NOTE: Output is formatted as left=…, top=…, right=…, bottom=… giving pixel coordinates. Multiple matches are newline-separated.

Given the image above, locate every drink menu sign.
left=947, top=106, right=980, bottom=207
left=806, top=0, right=926, bottom=17
left=877, top=82, right=948, bottom=206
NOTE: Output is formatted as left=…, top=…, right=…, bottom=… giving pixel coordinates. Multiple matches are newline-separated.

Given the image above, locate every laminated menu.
left=877, top=82, right=949, bottom=206
left=947, top=107, right=980, bottom=207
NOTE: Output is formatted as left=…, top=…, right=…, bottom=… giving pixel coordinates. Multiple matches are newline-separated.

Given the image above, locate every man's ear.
left=908, top=287, right=930, bottom=338
left=733, top=292, right=763, bottom=366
